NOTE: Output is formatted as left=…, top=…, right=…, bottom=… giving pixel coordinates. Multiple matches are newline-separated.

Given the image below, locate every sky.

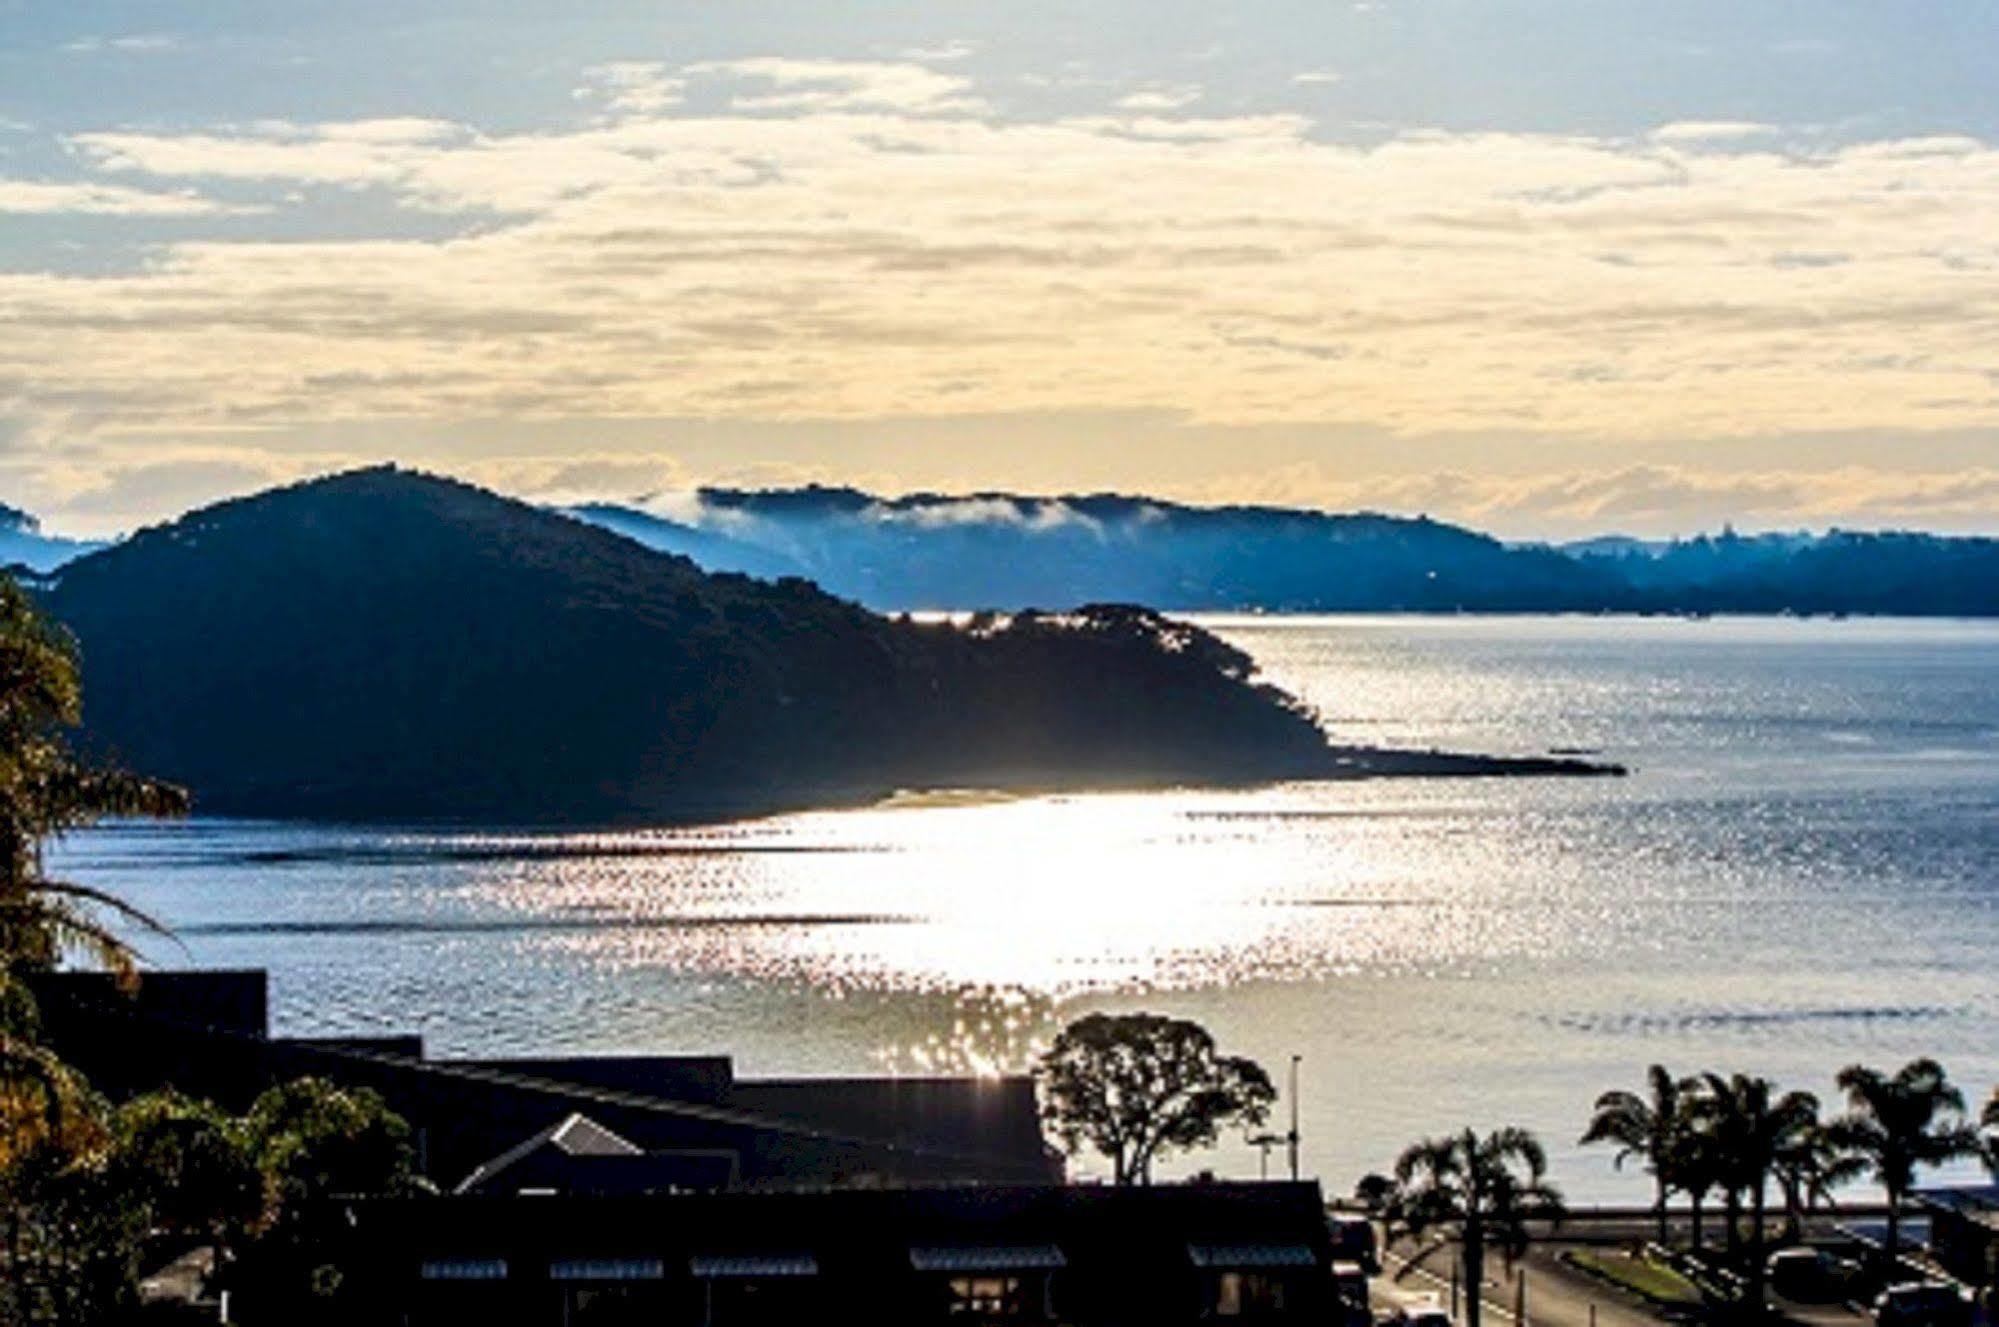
left=2, top=1, right=1997, bottom=539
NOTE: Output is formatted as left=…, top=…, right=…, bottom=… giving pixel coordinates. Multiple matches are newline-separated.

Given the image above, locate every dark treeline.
left=571, top=488, right=1999, bottom=616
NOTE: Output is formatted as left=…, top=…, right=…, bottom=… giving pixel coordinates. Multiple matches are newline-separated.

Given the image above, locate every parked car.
left=1392, top=1301, right=1455, bottom=1327
left=1874, top=1281, right=1972, bottom=1327
left=1329, top=1214, right=1381, bottom=1274
left=1767, top=1246, right=1862, bottom=1301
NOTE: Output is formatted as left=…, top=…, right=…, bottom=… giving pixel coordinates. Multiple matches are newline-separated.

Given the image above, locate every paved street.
left=1377, top=1237, right=1872, bottom=1327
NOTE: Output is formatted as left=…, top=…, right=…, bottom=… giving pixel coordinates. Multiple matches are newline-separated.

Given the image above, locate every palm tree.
left=1689, top=1073, right=1819, bottom=1308
left=1985, top=1089, right=1998, bottom=1174
left=1773, top=1120, right=1862, bottom=1240
left=1581, top=1064, right=1686, bottom=1244
left=1389, top=1127, right=1565, bottom=1327
left=1823, top=1059, right=1982, bottom=1270
left=1669, top=1116, right=1725, bottom=1254
left=0, top=577, right=185, bottom=989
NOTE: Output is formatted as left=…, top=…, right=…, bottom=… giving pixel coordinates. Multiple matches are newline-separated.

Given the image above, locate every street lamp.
left=1287, top=1054, right=1302, bottom=1182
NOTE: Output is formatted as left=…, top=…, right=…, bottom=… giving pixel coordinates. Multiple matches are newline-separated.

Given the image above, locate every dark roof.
left=32, top=971, right=1059, bottom=1187
left=727, top=1076, right=1051, bottom=1173
left=341, top=1181, right=1332, bottom=1275
left=456, top=1112, right=642, bottom=1193
left=1914, top=1186, right=1999, bottom=1232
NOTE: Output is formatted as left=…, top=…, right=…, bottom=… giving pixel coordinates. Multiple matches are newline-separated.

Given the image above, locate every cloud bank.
left=1, top=54, right=1995, bottom=532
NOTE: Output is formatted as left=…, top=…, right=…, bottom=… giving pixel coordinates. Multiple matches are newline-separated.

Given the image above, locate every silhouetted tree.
left=1824, top=1059, right=1982, bottom=1269
left=1387, top=1127, right=1565, bottom=1327
left=1984, top=1089, right=1999, bottom=1175
left=1037, top=1013, right=1274, bottom=1184
left=1582, top=1064, right=1687, bottom=1244
left=1689, top=1073, right=1819, bottom=1308
left=1354, top=1172, right=1396, bottom=1213
left=0, top=576, right=185, bottom=988
left=109, top=1089, right=267, bottom=1252
left=243, top=1077, right=416, bottom=1213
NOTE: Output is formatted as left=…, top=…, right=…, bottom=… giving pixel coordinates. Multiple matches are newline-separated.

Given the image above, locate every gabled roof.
left=456, top=1112, right=642, bottom=1193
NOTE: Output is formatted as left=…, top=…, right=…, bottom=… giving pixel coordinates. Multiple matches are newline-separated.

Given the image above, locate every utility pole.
left=1287, top=1054, right=1302, bottom=1182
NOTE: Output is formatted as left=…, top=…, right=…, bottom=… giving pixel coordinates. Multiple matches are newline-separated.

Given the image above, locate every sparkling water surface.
left=54, top=615, right=1999, bottom=1199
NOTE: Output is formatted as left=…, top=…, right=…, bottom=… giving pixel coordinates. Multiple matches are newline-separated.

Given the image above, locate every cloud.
left=864, top=496, right=1105, bottom=533
left=684, top=57, right=983, bottom=115
left=6, top=58, right=1998, bottom=493
left=579, top=62, right=685, bottom=116
left=1652, top=121, right=1777, bottom=144
left=0, top=178, right=253, bottom=216
left=1116, top=85, right=1203, bottom=112
left=1290, top=69, right=1343, bottom=86
left=64, top=33, right=181, bottom=55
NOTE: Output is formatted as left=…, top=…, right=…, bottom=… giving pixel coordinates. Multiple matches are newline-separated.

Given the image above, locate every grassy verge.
left=1562, top=1248, right=1708, bottom=1311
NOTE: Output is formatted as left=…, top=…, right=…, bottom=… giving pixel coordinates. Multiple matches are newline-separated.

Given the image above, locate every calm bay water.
left=54, top=615, right=1999, bottom=1200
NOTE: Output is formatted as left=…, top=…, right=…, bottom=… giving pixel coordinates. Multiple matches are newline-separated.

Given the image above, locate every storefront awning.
left=691, top=1253, right=820, bottom=1278
left=1188, top=1243, right=1318, bottom=1269
left=419, top=1258, right=508, bottom=1281
left=549, top=1258, right=666, bottom=1282
left=911, top=1244, right=1067, bottom=1273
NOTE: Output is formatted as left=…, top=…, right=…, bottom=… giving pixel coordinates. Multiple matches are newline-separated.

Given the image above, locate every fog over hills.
left=571, top=488, right=1999, bottom=616
left=0, top=502, right=105, bottom=573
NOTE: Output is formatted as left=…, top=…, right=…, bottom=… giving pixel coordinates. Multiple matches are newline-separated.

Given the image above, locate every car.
left=1873, top=1281, right=1971, bottom=1327
left=1767, top=1246, right=1862, bottom=1301
left=1328, top=1214, right=1381, bottom=1274
left=1392, top=1299, right=1455, bottom=1327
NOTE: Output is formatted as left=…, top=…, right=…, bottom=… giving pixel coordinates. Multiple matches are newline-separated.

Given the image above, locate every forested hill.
left=573, top=488, right=1999, bottom=616
left=574, top=488, right=1620, bottom=613
left=40, top=467, right=1517, bottom=822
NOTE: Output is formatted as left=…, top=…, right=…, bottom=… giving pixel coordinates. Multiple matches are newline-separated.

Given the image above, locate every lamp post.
left=1248, top=1132, right=1282, bottom=1180
left=1287, top=1054, right=1302, bottom=1182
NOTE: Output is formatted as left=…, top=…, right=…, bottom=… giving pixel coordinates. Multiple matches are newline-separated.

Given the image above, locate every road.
left=1376, top=1238, right=1871, bottom=1327
left=1380, top=1239, right=1664, bottom=1327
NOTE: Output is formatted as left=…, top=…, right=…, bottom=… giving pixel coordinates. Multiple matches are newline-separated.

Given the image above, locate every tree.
left=242, top=1077, right=416, bottom=1214
left=0, top=576, right=186, bottom=988
left=1985, top=1089, right=1999, bottom=1174
left=1037, top=1013, right=1275, bottom=1184
left=1688, top=1073, right=1819, bottom=1308
left=1824, top=1059, right=1981, bottom=1270
left=1387, top=1127, right=1565, bottom=1327
left=109, top=1089, right=268, bottom=1250
left=1669, top=1114, right=1725, bottom=1254
left=1581, top=1064, right=1686, bottom=1244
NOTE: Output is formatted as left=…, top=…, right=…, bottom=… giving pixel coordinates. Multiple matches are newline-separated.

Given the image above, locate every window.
left=1215, top=1271, right=1288, bottom=1317
left=950, top=1275, right=1028, bottom=1316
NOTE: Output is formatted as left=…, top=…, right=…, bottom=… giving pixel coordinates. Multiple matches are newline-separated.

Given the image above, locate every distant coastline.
left=33, top=467, right=1617, bottom=829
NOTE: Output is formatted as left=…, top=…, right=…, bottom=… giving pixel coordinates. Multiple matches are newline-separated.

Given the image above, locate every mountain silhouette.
left=575, top=488, right=1999, bottom=616
left=47, top=467, right=1501, bottom=822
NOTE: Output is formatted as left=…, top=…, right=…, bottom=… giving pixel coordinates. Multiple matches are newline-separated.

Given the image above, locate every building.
left=26, top=969, right=1060, bottom=1190
left=1913, top=1187, right=1999, bottom=1289
left=332, top=1180, right=1337, bottom=1325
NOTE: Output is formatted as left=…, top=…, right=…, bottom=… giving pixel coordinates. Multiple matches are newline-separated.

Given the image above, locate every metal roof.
left=690, top=1253, right=820, bottom=1278
left=910, top=1244, right=1068, bottom=1272
left=1188, top=1242, right=1319, bottom=1269
left=418, top=1258, right=508, bottom=1281
left=549, top=1258, right=666, bottom=1282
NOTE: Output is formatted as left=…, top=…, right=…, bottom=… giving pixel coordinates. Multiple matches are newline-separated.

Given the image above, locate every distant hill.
left=39, top=468, right=1596, bottom=822
left=562, top=502, right=808, bottom=583
left=576, top=488, right=1629, bottom=613
left=1554, top=527, right=1999, bottom=614
left=0, top=502, right=103, bottom=573
left=574, top=489, right=1999, bottom=616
